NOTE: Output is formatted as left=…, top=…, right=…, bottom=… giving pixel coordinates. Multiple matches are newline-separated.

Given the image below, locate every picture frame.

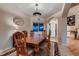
left=67, top=15, right=75, bottom=26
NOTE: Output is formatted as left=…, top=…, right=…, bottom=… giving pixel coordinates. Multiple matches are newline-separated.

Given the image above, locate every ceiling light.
left=33, top=4, right=42, bottom=21
left=33, top=12, right=41, bottom=16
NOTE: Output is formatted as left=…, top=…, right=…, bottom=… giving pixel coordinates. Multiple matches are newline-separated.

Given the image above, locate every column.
left=58, top=17, right=67, bottom=46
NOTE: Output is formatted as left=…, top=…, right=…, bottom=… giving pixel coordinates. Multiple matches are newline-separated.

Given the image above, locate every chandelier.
left=33, top=4, right=42, bottom=21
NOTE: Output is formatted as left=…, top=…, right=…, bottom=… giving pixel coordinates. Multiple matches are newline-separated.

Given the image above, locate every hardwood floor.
left=67, top=37, right=79, bottom=56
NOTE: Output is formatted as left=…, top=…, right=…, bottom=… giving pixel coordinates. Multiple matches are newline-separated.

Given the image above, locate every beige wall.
left=67, top=5, right=79, bottom=37
left=0, top=11, right=31, bottom=52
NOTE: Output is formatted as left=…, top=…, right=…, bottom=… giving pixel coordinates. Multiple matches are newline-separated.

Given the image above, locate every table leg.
left=34, top=45, right=40, bottom=56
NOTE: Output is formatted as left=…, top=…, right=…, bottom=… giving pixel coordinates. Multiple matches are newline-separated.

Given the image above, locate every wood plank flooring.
left=67, top=37, right=79, bottom=56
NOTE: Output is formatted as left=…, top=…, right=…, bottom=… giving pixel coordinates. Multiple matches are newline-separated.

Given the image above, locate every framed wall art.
left=67, top=15, right=75, bottom=26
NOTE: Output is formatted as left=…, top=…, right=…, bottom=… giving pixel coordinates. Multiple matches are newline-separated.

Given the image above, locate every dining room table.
left=26, top=34, right=46, bottom=55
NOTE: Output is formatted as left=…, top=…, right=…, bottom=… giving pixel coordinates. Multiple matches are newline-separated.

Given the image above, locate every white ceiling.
left=0, top=3, right=64, bottom=22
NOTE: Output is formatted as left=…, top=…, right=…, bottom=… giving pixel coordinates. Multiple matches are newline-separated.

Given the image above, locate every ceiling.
left=0, top=3, right=64, bottom=22
left=70, top=3, right=79, bottom=8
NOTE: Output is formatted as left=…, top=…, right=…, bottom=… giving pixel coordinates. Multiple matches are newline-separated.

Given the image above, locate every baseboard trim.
left=0, top=48, right=16, bottom=56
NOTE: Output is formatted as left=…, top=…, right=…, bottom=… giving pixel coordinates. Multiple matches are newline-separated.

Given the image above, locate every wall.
left=67, top=5, right=79, bottom=37
left=0, top=11, right=31, bottom=52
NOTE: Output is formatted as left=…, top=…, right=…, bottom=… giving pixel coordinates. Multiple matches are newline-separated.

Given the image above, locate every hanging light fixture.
left=33, top=4, right=42, bottom=21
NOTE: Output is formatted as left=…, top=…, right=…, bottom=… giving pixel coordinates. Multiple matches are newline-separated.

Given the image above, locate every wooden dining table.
left=26, top=35, right=45, bottom=44
left=26, top=34, right=46, bottom=55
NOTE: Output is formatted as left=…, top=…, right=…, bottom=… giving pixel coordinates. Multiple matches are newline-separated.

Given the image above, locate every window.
left=33, top=23, right=38, bottom=32
left=33, top=23, right=44, bottom=32
left=39, top=23, right=44, bottom=31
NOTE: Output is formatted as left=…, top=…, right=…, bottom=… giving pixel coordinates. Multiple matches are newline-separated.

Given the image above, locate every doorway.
left=47, top=18, right=58, bottom=41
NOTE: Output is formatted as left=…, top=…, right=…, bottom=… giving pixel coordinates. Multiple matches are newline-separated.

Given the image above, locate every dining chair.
left=40, top=31, right=51, bottom=56
left=13, top=32, right=27, bottom=56
left=42, top=30, right=47, bottom=39
left=22, top=31, right=28, bottom=37
left=30, top=30, right=34, bottom=37
left=47, top=31, right=51, bottom=49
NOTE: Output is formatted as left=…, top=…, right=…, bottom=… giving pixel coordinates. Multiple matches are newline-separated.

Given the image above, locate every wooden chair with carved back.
left=13, top=32, right=27, bottom=56
left=47, top=31, right=51, bottom=49
left=30, top=30, right=34, bottom=37
left=44, top=31, right=51, bottom=56
left=40, top=30, right=51, bottom=55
